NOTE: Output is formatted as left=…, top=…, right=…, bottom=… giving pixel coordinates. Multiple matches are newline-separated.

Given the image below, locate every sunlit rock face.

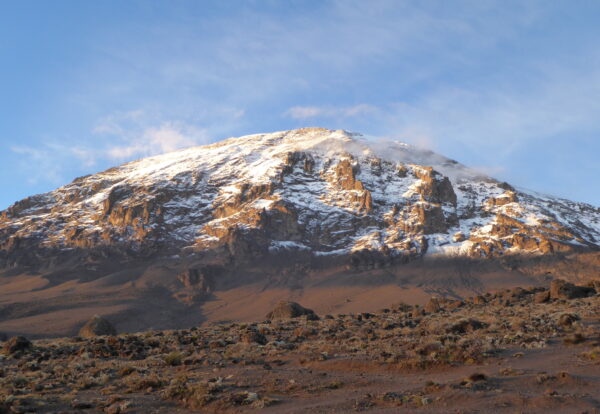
left=1, top=127, right=599, bottom=269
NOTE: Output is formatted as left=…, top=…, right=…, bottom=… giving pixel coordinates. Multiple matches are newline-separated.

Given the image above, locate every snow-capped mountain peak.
left=1, top=127, right=599, bottom=269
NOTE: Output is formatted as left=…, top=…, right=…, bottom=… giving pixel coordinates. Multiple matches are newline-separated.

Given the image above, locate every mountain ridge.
left=1, top=127, right=598, bottom=269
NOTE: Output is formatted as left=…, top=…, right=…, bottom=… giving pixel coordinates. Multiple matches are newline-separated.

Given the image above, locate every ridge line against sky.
left=1, top=0, right=599, bottom=208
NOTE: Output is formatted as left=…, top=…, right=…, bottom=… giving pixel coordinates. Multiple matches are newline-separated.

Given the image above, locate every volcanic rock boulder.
left=240, top=330, right=268, bottom=345
left=447, top=318, right=487, bottom=334
left=265, top=301, right=319, bottom=321
left=424, top=297, right=441, bottom=313
left=2, top=336, right=32, bottom=355
left=550, top=279, right=595, bottom=300
left=534, top=291, right=551, bottom=304
left=79, top=316, right=117, bottom=337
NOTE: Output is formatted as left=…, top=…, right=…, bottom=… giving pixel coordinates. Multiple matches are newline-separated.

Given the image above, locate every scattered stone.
left=447, top=318, right=487, bottom=334
left=265, top=301, right=319, bottom=320
left=105, top=403, right=122, bottom=414
left=209, top=339, right=226, bottom=349
left=2, top=336, right=32, bottom=355
left=79, top=316, right=117, bottom=338
left=71, top=399, right=93, bottom=409
left=240, top=330, right=267, bottom=345
left=467, top=372, right=488, bottom=382
left=557, top=312, right=580, bottom=327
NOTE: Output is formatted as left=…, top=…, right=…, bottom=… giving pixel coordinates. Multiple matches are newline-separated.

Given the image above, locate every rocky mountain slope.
left=0, top=127, right=599, bottom=337
left=1, top=127, right=599, bottom=269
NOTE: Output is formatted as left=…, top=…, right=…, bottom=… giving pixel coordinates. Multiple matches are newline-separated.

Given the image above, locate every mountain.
left=1, top=127, right=599, bottom=337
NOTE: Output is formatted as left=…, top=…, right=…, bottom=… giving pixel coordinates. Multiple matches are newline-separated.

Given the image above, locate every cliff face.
left=1, top=127, right=599, bottom=271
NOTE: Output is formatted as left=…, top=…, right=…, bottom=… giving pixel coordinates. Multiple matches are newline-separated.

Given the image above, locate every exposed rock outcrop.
left=174, top=265, right=220, bottom=305
left=334, top=158, right=364, bottom=191
left=240, top=329, right=267, bottom=345
left=486, top=191, right=518, bottom=207
left=265, top=301, right=319, bottom=321
left=534, top=291, right=550, bottom=303
left=79, top=316, right=117, bottom=338
left=178, top=266, right=218, bottom=292
left=414, top=167, right=457, bottom=205
left=550, top=279, right=595, bottom=300
left=424, top=297, right=441, bottom=313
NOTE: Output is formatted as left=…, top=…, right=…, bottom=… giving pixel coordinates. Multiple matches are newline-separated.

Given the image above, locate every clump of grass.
left=11, top=376, right=28, bottom=388
left=162, top=377, right=227, bottom=410
left=165, top=351, right=183, bottom=366
left=75, top=376, right=97, bottom=390
left=123, top=374, right=164, bottom=392
left=580, top=347, right=600, bottom=360
left=499, top=367, right=524, bottom=376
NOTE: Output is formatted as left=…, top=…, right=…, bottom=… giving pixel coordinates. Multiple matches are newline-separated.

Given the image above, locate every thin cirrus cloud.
left=93, top=111, right=210, bottom=161
left=8, top=116, right=210, bottom=187
left=285, top=104, right=378, bottom=120
left=104, top=123, right=206, bottom=161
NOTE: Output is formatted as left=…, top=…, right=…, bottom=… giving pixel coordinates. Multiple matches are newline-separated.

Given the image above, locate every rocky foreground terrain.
left=1, top=279, right=599, bottom=414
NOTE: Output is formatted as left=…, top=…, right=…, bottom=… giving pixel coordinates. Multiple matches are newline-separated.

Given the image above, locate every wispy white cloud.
left=104, top=121, right=207, bottom=161
left=285, top=104, right=378, bottom=120
left=88, top=108, right=214, bottom=162
left=10, top=113, right=212, bottom=185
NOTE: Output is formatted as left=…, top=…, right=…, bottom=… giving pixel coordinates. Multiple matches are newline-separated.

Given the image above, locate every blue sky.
left=1, top=0, right=599, bottom=209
